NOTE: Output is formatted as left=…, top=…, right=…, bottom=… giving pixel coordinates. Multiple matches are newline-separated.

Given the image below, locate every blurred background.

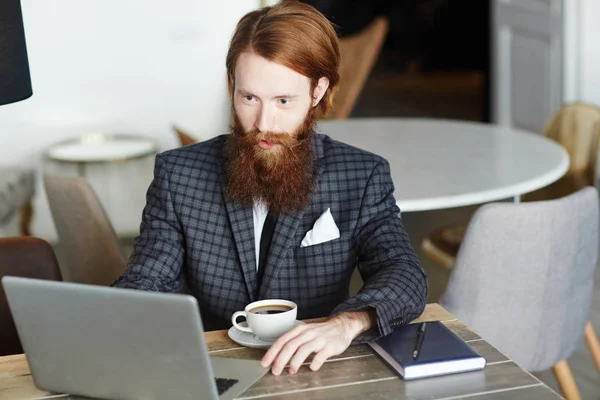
left=1, top=1, right=599, bottom=396
left=2, top=0, right=598, bottom=242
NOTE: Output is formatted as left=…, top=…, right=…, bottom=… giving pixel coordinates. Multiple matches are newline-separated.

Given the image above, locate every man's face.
left=226, top=51, right=331, bottom=213
left=226, top=52, right=321, bottom=213
left=233, top=52, right=313, bottom=145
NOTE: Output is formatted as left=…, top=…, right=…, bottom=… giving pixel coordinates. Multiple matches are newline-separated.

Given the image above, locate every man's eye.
left=244, top=95, right=254, bottom=101
left=279, top=99, right=289, bottom=105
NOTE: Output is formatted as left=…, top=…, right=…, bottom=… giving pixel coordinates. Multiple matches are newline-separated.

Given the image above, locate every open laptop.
left=1, top=276, right=268, bottom=400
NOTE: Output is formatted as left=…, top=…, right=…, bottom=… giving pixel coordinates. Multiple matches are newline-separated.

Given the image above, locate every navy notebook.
left=368, top=321, right=486, bottom=380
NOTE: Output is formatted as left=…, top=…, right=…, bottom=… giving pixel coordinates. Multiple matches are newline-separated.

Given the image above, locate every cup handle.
left=231, top=311, right=252, bottom=332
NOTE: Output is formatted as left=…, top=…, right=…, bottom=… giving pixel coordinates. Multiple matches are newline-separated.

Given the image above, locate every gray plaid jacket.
left=113, top=133, right=427, bottom=336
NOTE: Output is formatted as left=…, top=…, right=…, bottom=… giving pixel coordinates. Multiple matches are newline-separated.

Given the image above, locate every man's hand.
left=260, top=311, right=375, bottom=375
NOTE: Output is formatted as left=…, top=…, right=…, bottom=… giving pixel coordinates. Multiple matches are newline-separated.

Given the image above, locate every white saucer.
left=227, top=321, right=305, bottom=349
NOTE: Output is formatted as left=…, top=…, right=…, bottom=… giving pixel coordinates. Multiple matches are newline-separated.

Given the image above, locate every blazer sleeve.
left=111, top=154, right=185, bottom=292
left=330, top=159, right=428, bottom=338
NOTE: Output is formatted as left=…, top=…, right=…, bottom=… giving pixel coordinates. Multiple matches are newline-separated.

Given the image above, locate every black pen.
left=412, top=322, right=427, bottom=359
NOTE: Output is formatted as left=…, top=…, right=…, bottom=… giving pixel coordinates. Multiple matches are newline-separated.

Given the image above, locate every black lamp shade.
left=0, top=0, right=32, bottom=106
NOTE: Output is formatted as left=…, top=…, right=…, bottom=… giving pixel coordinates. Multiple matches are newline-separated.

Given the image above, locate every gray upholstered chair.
left=44, top=174, right=127, bottom=286
left=439, top=186, right=599, bottom=400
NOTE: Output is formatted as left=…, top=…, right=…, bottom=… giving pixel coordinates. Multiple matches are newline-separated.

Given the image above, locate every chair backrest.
left=44, top=174, right=127, bottom=286
left=440, top=186, right=599, bottom=371
left=0, top=236, right=63, bottom=356
left=172, top=125, right=198, bottom=147
left=323, top=16, right=389, bottom=120
left=542, top=102, right=600, bottom=183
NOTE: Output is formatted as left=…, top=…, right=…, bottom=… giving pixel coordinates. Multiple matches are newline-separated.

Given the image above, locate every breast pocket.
left=293, top=236, right=355, bottom=292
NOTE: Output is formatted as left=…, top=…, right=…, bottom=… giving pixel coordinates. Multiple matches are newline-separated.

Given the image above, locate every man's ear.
left=312, top=77, right=330, bottom=107
left=228, top=75, right=235, bottom=99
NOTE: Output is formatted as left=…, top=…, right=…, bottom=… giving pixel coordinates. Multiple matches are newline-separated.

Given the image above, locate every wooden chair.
left=0, top=236, right=63, bottom=356
left=44, top=174, right=127, bottom=286
left=172, top=125, right=198, bottom=146
left=422, top=102, right=600, bottom=373
left=326, top=16, right=389, bottom=296
left=323, top=16, right=389, bottom=120
left=523, top=102, right=600, bottom=201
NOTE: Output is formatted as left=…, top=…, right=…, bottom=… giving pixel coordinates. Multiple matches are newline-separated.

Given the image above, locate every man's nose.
left=255, top=105, right=275, bottom=133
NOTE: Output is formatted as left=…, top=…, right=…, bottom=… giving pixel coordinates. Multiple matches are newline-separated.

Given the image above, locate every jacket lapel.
left=223, top=199, right=258, bottom=302
left=258, top=134, right=326, bottom=299
left=219, top=151, right=258, bottom=302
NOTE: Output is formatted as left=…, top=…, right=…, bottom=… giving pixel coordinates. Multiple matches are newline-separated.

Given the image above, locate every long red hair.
left=225, top=1, right=340, bottom=117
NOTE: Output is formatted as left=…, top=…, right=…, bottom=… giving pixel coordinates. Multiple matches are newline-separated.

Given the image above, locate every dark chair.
left=0, top=236, right=63, bottom=356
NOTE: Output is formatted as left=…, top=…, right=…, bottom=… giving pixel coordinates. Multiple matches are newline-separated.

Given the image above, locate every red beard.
left=225, top=111, right=317, bottom=215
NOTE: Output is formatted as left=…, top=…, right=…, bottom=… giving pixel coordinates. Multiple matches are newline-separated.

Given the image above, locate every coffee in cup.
left=248, top=304, right=293, bottom=315
left=231, top=299, right=297, bottom=341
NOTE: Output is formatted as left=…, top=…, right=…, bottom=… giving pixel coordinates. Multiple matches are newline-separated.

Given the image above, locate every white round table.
left=316, top=118, right=570, bottom=212
left=46, top=133, right=158, bottom=176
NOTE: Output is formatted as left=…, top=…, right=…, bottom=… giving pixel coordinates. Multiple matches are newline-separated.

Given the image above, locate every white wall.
left=0, top=0, right=261, bottom=242
left=563, top=0, right=600, bottom=105
left=578, top=0, right=600, bottom=105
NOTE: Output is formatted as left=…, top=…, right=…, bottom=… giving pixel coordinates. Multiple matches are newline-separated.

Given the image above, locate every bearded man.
left=113, top=0, right=427, bottom=375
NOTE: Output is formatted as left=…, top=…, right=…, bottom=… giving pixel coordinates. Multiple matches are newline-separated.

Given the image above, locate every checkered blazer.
left=113, top=133, right=428, bottom=336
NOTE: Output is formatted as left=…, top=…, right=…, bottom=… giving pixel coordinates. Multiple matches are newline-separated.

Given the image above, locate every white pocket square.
left=300, top=208, right=340, bottom=247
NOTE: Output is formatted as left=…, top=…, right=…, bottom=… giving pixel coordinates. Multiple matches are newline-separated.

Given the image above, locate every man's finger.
left=270, top=330, right=317, bottom=375
left=310, top=347, right=334, bottom=371
left=261, top=324, right=308, bottom=367
left=288, top=339, right=324, bottom=374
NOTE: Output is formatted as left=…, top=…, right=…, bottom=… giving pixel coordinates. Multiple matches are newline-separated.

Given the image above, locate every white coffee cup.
left=231, top=299, right=297, bottom=341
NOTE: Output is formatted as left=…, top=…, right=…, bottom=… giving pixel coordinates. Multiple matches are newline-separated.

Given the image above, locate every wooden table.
left=0, top=304, right=563, bottom=400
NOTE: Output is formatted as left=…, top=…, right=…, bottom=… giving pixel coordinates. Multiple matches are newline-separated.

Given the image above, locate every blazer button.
left=389, top=318, right=404, bottom=329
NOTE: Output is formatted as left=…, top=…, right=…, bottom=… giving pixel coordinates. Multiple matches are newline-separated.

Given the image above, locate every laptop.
left=1, top=276, right=268, bottom=400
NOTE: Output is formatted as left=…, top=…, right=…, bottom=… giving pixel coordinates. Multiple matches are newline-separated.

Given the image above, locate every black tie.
left=257, top=213, right=277, bottom=292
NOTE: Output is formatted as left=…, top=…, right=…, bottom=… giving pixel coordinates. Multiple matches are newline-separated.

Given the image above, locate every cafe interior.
left=0, top=0, right=599, bottom=399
